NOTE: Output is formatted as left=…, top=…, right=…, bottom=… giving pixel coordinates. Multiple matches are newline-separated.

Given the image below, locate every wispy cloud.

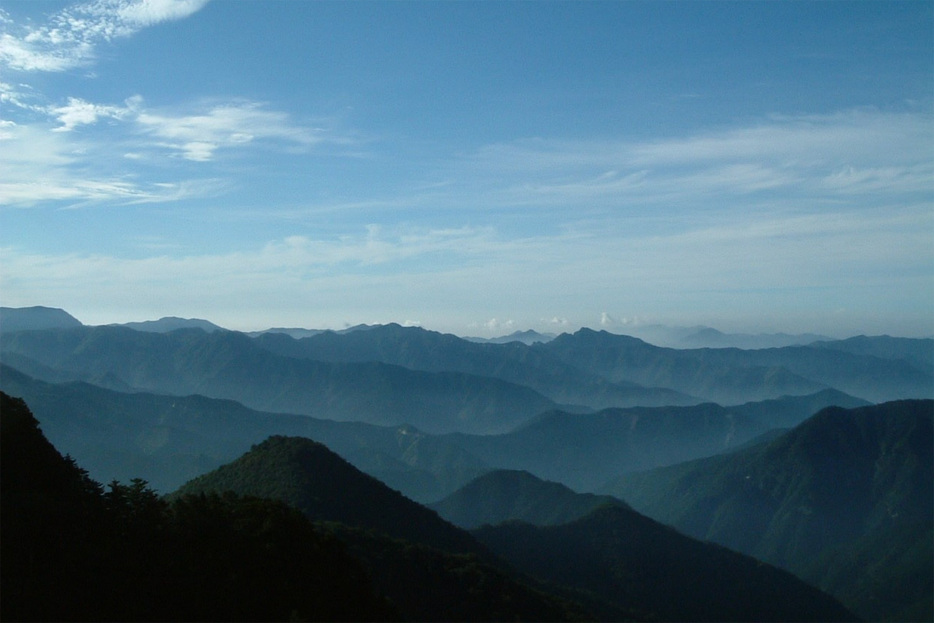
left=0, top=0, right=210, bottom=72
left=0, top=93, right=347, bottom=206
left=453, top=109, right=933, bottom=211
left=0, top=122, right=228, bottom=206
left=50, top=95, right=135, bottom=131
left=135, top=100, right=334, bottom=161
left=3, top=196, right=931, bottom=335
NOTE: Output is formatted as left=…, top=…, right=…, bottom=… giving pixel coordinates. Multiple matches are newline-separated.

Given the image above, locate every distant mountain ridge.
left=539, top=328, right=933, bottom=404
left=0, top=364, right=866, bottom=502
left=251, top=322, right=698, bottom=410
left=444, top=390, right=869, bottom=492
left=112, top=316, right=227, bottom=333
left=0, top=306, right=83, bottom=332
left=0, top=325, right=557, bottom=434
left=464, top=329, right=557, bottom=345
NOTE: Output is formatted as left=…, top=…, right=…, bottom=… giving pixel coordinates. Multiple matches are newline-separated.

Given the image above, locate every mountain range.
left=0, top=325, right=558, bottom=434
left=0, top=364, right=866, bottom=499
left=1, top=306, right=931, bottom=621
left=167, top=421, right=857, bottom=622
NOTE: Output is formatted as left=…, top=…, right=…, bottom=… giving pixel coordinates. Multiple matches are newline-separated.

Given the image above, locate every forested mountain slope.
left=605, top=400, right=933, bottom=622
left=0, top=392, right=395, bottom=622
left=445, top=390, right=868, bottom=492
left=172, top=435, right=486, bottom=556
left=474, top=505, right=858, bottom=622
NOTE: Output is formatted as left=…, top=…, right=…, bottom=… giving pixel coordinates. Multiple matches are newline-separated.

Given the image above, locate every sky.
left=0, top=0, right=932, bottom=337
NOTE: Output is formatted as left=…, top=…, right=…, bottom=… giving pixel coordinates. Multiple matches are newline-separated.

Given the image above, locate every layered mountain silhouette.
left=538, top=328, right=932, bottom=404
left=1, top=364, right=866, bottom=499
left=0, top=364, right=488, bottom=500
left=444, top=392, right=868, bottom=492
left=605, top=400, right=933, bottom=622
left=430, top=469, right=628, bottom=529
left=171, top=427, right=857, bottom=622
left=1, top=306, right=928, bottom=621
left=0, top=325, right=556, bottom=434
left=252, top=322, right=696, bottom=409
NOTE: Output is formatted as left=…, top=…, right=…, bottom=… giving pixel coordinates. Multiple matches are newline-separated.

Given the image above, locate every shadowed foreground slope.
left=606, top=400, right=934, bottom=622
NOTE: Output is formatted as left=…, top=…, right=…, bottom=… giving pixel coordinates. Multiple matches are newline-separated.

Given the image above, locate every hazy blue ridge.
left=112, top=316, right=227, bottom=333
left=0, top=306, right=83, bottom=333
left=0, top=325, right=557, bottom=434
left=539, top=328, right=933, bottom=404
left=442, top=390, right=868, bottom=492
left=251, top=322, right=698, bottom=409
left=0, top=364, right=489, bottom=500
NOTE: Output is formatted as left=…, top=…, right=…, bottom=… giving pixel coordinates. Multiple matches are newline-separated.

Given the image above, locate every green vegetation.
left=171, top=435, right=485, bottom=556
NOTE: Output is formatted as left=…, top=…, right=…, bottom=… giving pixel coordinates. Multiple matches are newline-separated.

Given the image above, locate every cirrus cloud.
left=0, top=0, right=210, bottom=73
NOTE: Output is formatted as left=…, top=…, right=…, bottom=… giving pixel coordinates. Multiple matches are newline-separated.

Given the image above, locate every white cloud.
left=50, top=96, right=131, bottom=131
left=0, top=93, right=342, bottom=205
left=0, top=0, right=210, bottom=72
left=0, top=122, right=228, bottom=206
left=135, top=101, right=328, bottom=160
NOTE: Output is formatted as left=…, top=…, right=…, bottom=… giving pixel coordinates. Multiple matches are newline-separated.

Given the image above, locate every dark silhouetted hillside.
left=430, top=469, right=628, bottom=528
left=0, top=392, right=394, bottom=622
left=170, top=435, right=592, bottom=621
left=474, top=505, right=858, bottom=622
left=172, top=435, right=485, bottom=556
left=606, top=400, right=933, bottom=622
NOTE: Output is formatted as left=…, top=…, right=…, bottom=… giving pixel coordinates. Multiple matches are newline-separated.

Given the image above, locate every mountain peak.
left=174, top=435, right=485, bottom=556
left=431, top=468, right=628, bottom=529
left=0, top=306, right=83, bottom=332
left=116, top=316, right=226, bottom=333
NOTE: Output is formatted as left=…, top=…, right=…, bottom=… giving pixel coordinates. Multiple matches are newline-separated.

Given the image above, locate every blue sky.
left=1, top=0, right=931, bottom=337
